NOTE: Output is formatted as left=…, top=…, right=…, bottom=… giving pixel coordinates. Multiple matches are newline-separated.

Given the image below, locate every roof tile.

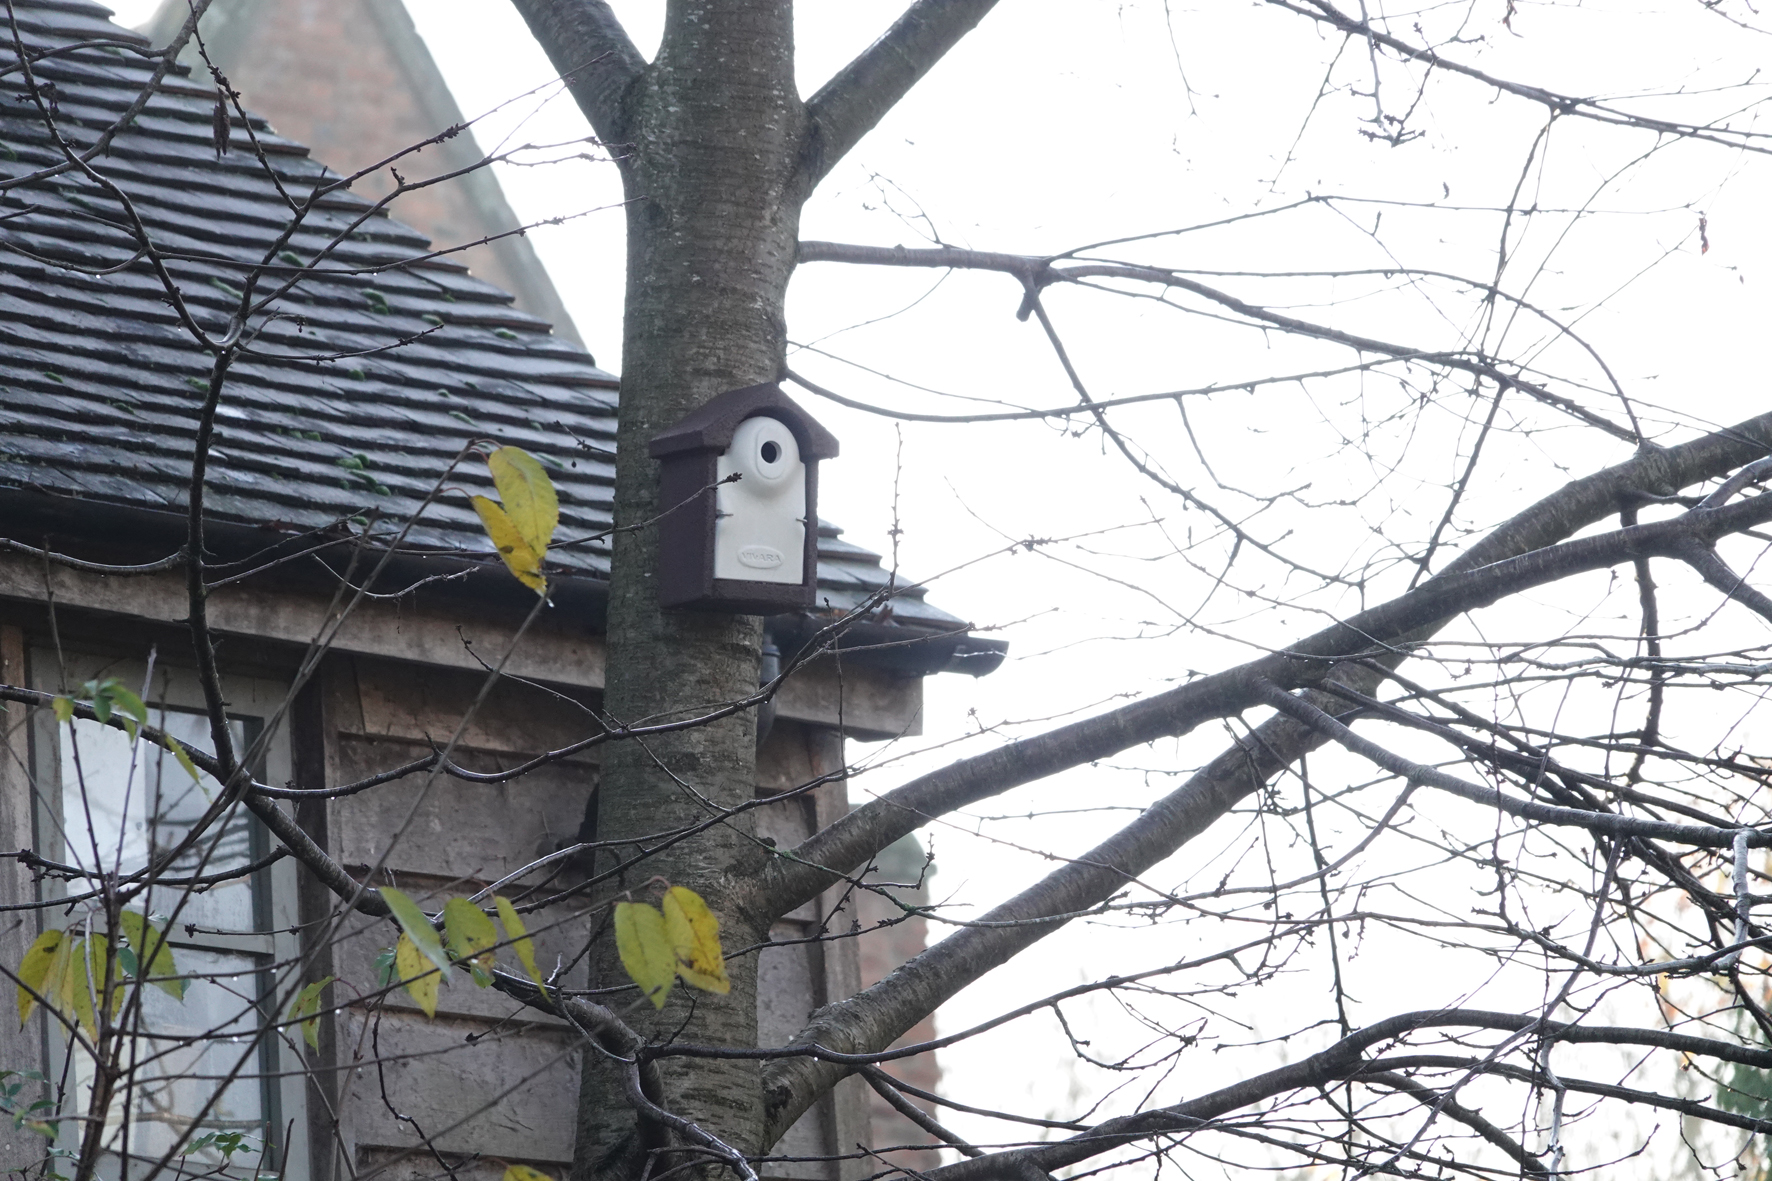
left=0, top=0, right=965, bottom=634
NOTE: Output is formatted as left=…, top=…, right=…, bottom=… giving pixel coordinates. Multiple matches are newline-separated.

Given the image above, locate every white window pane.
left=73, top=948, right=269, bottom=1174
left=59, top=710, right=256, bottom=934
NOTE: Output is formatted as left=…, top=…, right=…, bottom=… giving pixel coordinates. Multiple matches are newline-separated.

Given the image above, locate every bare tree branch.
left=800, top=0, right=1001, bottom=189
left=1682, top=544, right=1772, bottom=626
left=1268, top=0, right=1772, bottom=157
left=754, top=413, right=1772, bottom=1137
left=756, top=411, right=1772, bottom=923
left=859, top=1065, right=985, bottom=1158
left=508, top=0, right=646, bottom=144
left=796, top=240, right=1639, bottom=441
left=918, top=1011, right=1772, bottom=1181
left=1357, top=1071, right=1549, bottom=1176
left=1252, top=677, right=1764, bottom=847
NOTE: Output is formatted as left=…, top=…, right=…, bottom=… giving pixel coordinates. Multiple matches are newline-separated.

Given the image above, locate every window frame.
left=29, top=648, right=308, bottom=1181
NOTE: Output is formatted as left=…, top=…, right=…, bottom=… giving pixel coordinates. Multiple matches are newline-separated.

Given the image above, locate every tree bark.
left=547, top=2, right=807, bottom=1177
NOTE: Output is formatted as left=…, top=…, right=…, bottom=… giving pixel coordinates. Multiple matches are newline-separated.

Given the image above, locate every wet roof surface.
left=0, top=0, right=966, bottom=637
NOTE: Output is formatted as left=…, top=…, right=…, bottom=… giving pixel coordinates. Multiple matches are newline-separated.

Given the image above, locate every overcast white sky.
left=101, top=0, right=1772, bottom=1169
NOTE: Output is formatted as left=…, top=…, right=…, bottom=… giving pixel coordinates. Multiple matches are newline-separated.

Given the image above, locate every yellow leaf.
left=381, top=887, right=451, bottom=978
left=487, top=446, right=559, bottom=558
left=662, top=886, right=730, bottom=995
left=287, top=976, right=334, bottom=1050
left=494, top=895, right=549, bottom=1001
left=395, top=934, right=439, bottom=1019
left=119, top=910, right=183, bottom=1000
left=614, top=901, right=676, bottom=1009
left=41, top=931, right=77, bottom=1037
left=51, top=696, right=72, bottom=725
left=472, top=496, right=546, bottom=595
left=16, top=929, right=62, bottom=1027
left=503, top=1167, right=554, bottom=1181
left=443, top=898, right=497, bottom=987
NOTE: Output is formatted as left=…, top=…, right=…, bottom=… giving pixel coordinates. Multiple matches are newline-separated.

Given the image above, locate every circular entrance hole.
left=760, top=440, right=781, bottom=464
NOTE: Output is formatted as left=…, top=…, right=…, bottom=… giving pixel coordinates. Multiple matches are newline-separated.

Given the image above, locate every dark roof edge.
left=0, top=488, right=994, bottom=676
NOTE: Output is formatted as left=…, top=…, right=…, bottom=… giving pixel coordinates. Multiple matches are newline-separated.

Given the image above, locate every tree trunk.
left=573, top=2, right=806, bottom=1177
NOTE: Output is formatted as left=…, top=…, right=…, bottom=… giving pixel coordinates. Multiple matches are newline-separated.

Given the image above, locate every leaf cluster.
left=16, top=910, right=184, bottom=1039
left=615, top=885, right=732, bottom=1010
left=369, top=887, right=549, bottom=1019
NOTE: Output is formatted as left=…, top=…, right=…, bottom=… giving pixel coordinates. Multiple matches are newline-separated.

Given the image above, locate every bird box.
left=649, top=382, right=839, bottom=614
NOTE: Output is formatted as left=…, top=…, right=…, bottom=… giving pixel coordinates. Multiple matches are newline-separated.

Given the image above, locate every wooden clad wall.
left=0, top=591, right=905, bottom=1181
left=0, top=624, right=40, bottom=1176
left=309, top=656, right=870, bottom=1181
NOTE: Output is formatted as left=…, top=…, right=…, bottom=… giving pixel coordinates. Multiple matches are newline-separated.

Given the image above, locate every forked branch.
left=801, top=0, right=1002, bottom=189
left=754, top=412, right=1772, bottom=1140
left=508, top=0, right=645, bottom=144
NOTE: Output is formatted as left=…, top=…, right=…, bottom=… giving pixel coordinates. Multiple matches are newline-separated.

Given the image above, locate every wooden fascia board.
left=0, top=555, right=921, bottom=739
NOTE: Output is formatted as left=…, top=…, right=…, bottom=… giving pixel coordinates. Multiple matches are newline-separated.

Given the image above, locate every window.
left=32, top=653, right=306, bottom=1181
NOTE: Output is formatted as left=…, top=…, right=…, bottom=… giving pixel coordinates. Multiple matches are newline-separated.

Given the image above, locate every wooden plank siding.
left=0, top=581, right=909, bottom=1180
left=310, top=660, right=868, bottom=1181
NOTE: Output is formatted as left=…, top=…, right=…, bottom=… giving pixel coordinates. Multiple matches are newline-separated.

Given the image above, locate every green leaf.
left=494, top=896, right=548, bottom=1001
left=373, top=946, right=396, bottom=989
left=662, top=886, right=730, bottom=996
left=614, top=902, right=675, bottom=1010
left=118, top=910, right=183, bottom=1000
left=394, top=934, right=439, bottom=1018
left=286, top=976, right=333, bottom=1050
left=379, top=887, right=450, bottom=978
left=107, top=684, right=146, bottom=742
left=17, top=930, right=63, bottom=1027
left=487, top=446, right=559, bottom=560
left=165, top=735, right=201, bottom=784
left=471, top=496, right=546, bottom=595
left=443, top=899, right=497, bottom=988
left=50, top=697, right=72, bottom=725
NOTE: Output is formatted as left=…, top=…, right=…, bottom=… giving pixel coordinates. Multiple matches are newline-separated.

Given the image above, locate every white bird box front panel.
left=713, top=415, right=805, bottom=585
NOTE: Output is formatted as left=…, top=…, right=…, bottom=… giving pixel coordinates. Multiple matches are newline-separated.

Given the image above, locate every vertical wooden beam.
left=806, top=726, right=872, bottom=1181
left=292, top=659, right=342, bottom=1181
left=0, top=624, right=43, bottom=1174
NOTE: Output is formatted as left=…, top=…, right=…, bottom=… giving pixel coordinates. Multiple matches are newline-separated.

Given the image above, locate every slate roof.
left=0, top=0, right=996, bottom=669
